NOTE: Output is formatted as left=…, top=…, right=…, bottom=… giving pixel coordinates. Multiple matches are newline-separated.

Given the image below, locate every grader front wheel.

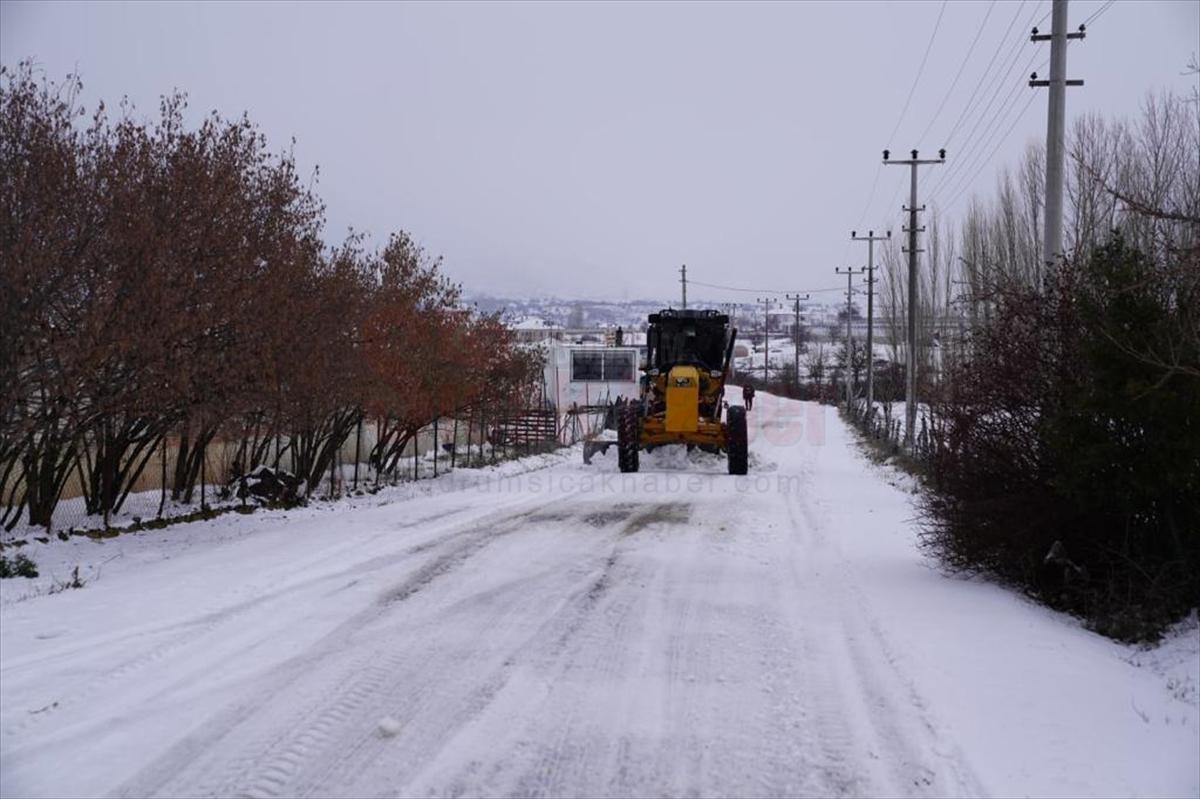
left=726, top=405, right=748, bottom=475
left=617, top=402, right=640, bottom=473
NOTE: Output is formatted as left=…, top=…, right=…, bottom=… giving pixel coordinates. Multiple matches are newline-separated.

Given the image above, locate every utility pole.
left=680, top=264, right=688, bottom=309
left=851, top=229, right=889, bottom=415
left=835, top=267, right=864, bottom=411
left=785, top=292, right=810, bottom=389
left=884, top=148, right=945, bottom=450
left=756, top=296, right=773, bottom=381
left=1030, top=0, right=1085, bottom=267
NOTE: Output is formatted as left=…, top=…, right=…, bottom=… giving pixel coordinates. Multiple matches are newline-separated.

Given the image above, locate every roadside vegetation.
left=883, top=89, right=1197, bottom=641
left=921, top=234, right=1198, bottom=642
left=750, top=86, right=1198, bottom=641
left=0, top=63, right=543, bottom=536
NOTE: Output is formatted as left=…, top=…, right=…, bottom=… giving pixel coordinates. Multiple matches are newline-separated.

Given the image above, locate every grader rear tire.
left=617, top=402, right=640, bottom=473
left=727, top=405, right=748, bottom=475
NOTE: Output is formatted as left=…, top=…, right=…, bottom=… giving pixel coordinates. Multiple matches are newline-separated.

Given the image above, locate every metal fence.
left=847, top=398, right=946, bottom=467
left=2, top=405, right=569, bottom=538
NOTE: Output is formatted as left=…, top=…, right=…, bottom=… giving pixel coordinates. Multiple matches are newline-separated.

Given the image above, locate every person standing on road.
left=742, top=384, right=755, bottom=411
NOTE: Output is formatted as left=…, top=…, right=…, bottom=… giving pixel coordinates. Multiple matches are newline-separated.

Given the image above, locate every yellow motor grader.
left=617, top=309, right=747, bottom=474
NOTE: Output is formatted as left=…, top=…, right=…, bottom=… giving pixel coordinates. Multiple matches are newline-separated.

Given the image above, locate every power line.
left=930, top=49, right=1047, bottom=203
left=886, top=0, right=950, bottom=145
left=934, top=1, right=1110, bottom=217
left=937, top=88, right=1043, bottom=214
left=927, top=5, right=1047, bottom=200
left=878, top=1, right=1038, bottom=228
left=852, top=163, right=885, bottom=233
left=688, top=279, right=845, bottom=296
left=934, top=66, right=1043, bottom=208
left=958, top=0, right=1046, bottom=144
left=877, top=170, right=911, bottom=235
left=1082, top=0, right=1116, bottom=27
left=941, top=0, right=1031, bottom=147
left=916, top=0, right=999, bottom=145
left=856, top=1, right=949, bottom=233
left=856, top=1, right=1109, bottom=249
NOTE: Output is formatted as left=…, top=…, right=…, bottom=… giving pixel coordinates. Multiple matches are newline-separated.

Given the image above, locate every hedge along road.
left=0, top=392, right=1195, bottom=798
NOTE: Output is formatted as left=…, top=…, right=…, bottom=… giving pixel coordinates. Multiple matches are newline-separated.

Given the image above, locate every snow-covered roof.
left=511, top=316, right=558, bottom=330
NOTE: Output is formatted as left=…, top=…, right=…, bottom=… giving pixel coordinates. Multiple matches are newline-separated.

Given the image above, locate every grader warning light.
left=616, top=309, right=748, bottom=475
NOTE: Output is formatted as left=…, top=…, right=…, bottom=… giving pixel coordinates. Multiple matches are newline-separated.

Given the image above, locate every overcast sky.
left=3, top=0, right=1197, bottom=302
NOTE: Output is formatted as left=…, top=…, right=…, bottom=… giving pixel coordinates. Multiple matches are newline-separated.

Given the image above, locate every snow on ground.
left=1, top=448, right=573, bottom=605
left=1, top=392, right=1196, bottom=798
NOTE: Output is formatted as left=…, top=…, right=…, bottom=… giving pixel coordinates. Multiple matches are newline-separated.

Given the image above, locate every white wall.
left=543, top=345, right=642, bottom=413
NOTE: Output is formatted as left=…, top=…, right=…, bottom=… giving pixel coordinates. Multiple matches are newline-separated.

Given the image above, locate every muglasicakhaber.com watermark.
left=475, top=472, right=807, bottom=497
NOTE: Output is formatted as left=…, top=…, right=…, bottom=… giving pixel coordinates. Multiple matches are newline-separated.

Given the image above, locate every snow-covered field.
left=1, top=392, right=1196, bottom=798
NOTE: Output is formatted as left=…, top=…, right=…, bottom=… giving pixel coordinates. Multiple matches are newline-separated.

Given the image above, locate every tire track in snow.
left=781, top=477, right=985, bottom=798
left=2, top=503, right=501, bottom=743
left=224, top=512, right=561, bottom=798
left=338, top=506, right=673, bottom=798
left=336, top=505, right=676, bottom=798
left=3, top=506, right=501, bottom=744
left=137, top=498, right=647, bottom=798
left=107, top=496, right=579, bottom=798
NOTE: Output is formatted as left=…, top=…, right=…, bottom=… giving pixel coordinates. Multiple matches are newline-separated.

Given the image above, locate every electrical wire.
left=916, top=0, right=999, bottom=145
left=940, top=0, right=1030, bottom=147
left=854, top=1, right=949, bottom=236
left=851, top=0, right=1114, bottom=258
left=886, top=0, right=950, bottom=145
left=1082, top=0, right=1116, bottom=27
left=939, top=90, right=1042, bottom=213
left=929, top=48, right=1046, bottom=203
left=954, top=0, right=1044, bottom=146
left=933, top=63, right=1045, bottom=209
left=927, top=3, right=1047, bottom=200
left=688, top=279, right=846, bottom=296
left=874, top=1, right=1038, bottom=228
left=932, top=1, right=1115, bottom=214
left=851, top=163, right=885, bottom=235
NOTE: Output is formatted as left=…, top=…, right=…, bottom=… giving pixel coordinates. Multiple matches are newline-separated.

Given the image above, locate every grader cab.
left=617, top=309, right=747, bottom=475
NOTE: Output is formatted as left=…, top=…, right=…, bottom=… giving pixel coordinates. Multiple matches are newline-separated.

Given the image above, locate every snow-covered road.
left=2, top=394, right=1197, bottom=798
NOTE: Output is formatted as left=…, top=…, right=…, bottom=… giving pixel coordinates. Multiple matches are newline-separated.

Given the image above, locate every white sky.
left=2, top=0, right=1197, bottom=301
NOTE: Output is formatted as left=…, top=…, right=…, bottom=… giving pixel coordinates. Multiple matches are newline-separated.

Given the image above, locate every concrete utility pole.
left=680, top=264, right=688, bottom=309
left=851, top=229, right=890, bottom=415
left=756, top=296, right=773, bottom=380
left=1030, top=0, right=1085, bottom=267
left=835, top=268, right=864, bottom=411
left=785, top=292, right=810, bottom=389
left=884, top=148, right=945, bottom=450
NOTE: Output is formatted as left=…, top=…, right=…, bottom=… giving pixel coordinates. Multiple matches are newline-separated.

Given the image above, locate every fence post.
left=500, top=411, right=507, bottom=461
left=477, top=408, right=484, bottom=466
left=158, top=435, right=167, bottom=518
left=413, top=428, right=419, bottom=481
left=433, top=417, right=439, bottom=477
left=451, top=412, right=459, bottom=470
left=353, top=415, right=361, bottom=491
left=200, top=443, right=206, bottom=511
left=376, top=419, right=384, bottom=487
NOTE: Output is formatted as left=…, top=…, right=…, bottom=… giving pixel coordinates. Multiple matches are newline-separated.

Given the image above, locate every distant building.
left=511, top=316, right=562, bottom=343
left=541, top=343, right=644, bottom=415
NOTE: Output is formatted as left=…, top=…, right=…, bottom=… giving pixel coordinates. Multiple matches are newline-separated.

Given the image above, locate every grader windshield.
left=646, top=309, right=732, bottom=373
